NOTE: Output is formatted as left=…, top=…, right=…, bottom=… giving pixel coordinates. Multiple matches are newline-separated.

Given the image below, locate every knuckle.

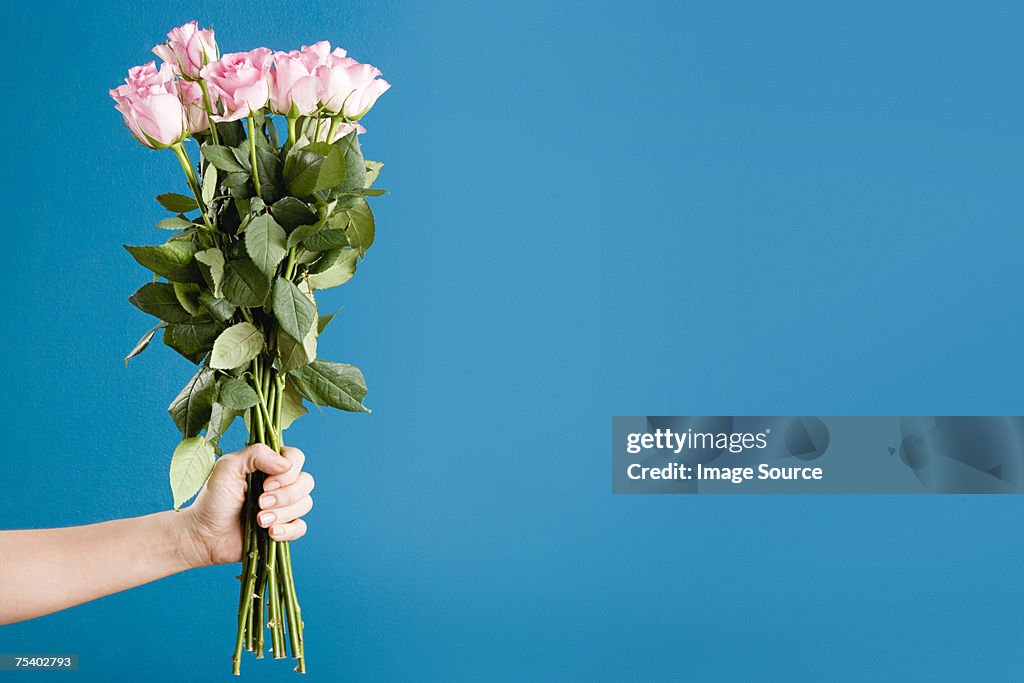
left=247, top=443, right=274, bottom=459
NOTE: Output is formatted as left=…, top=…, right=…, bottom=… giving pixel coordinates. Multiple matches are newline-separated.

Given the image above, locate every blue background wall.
left=2, top=1, right=1023, bottom=680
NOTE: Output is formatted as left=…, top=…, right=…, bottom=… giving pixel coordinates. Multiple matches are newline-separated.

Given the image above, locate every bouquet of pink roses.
left=111, top=21, right=389, bottom=674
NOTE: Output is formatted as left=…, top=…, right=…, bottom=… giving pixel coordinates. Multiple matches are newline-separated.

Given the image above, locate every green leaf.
left=286, top=223, right=319, bottom=249
left=286, top=142, right=345, bottom=197
left=272, top=279, right=317, bottom=342
left=124, top=241, right=201, bottom=283
left=308, top=248, right=358, bottom=289
left=255, top=146, right=282, bottom=202
left=157, top=193, right=199, bottom=213
left=334, top=131, right=366, bottom=193
left=156, top=215, right=193, bottom=230
left=280, top=381, right=307, bottom=430
left=290, top=213, right=349, bottom=251
left=343, top=199, right=375, bottom=258
left=202, top=145, right=247, bottom=172
left=164, top=318, right=220, bottom=364
left=173, top=282, right=201, bottom=316
left=335, top=187, right=387, bottom=198
left=218, top=120, right=245, bottom=147
left=270, top=197, right=318, bottom=231
left=317, top=311, right=340, bottom=335
left=198, top=291, right=237, bottom=324
left=169, top=436, right=215, bottom=509
left=282, top=135, right=309, bottom=177
left=205, top=402, right=240, bottom=446
left=128, top=282, right=193, bottom=323
left=124, top=321, right=167, bottom=367
left=194, top=248, right=226, bottom=298
left=201, top=164, right=218, bottom=205
left=230, top=145, right=252, bottom=172
left=301, top=214, right=350, bottom=250
left=217, top=377, right=260, bottom=410
left=222, top=259, right=271, bottom=307
left=277, top=324, right=317, bottom=373
left=210, top=322, right=265, bottom=370
left=223, top=171, right=251, bottom=196
left=290, top=360, right=370, bottom=413
left=244, top=214, right=288, bottom=277
left=168, top=365, right=217, bottom=438
left=364, top=160, right=383, bottom=187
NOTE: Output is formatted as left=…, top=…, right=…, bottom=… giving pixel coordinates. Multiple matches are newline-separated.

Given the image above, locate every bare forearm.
left=0, top=445, right=312, bottom=626
left=0, top=511, right=203, bottom=625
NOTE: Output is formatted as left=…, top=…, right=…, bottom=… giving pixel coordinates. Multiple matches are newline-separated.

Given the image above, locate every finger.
left=227, top=443, right=290, bottom=477
left=263, top=446, right=306, bottom=492
left=269, top=518, right=308, bottom=542
left=260, top=472, right=314, bottom=510
left=258, top=495, right=313, bottom=529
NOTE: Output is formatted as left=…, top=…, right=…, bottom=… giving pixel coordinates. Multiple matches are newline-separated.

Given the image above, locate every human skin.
left=0, top=443, right=315, bottom=625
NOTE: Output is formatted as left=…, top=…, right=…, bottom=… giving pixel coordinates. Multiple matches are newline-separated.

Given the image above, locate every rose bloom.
left=201, top=48, right=273, bottom=121
left=109, top=62, right=187, bottom=148
left=268, top=46, right=323, bottom=116
left=179, top=80, right=210, bottom=134
left=301, top=40, right=348, bottom=66
left=152, top=21, right=218, bottom=80
left=115, top=61, right=168, bottom=90
left=316, top=54, right=390, bottom=121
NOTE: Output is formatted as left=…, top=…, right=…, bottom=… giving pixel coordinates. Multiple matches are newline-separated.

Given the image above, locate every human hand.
left=177, top=444, right=315, bottom=568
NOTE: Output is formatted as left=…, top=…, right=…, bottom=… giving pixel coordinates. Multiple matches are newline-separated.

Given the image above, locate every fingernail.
left=260, top=495, right=276, bottom=508
left=264, top=480, right=281, bottom=492
left=271, top=525, right=284, bottom=538
left=259, top=511, right=276, bottom=526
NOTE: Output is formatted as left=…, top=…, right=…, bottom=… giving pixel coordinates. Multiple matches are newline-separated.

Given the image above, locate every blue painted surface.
left=1, top=1, right=1022, bottom=680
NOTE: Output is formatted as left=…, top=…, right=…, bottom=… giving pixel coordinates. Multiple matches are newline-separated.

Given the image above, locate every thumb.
left=229, top=443, right=291, bottom=476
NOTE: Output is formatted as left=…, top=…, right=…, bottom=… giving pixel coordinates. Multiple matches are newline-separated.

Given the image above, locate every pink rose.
left=109, top=62, right=187, bottom=148
left=200, top=48, right=273, bottom=121
left=179, top=80, right=210, bottom=134
left=152, top=21, right=218, bottom=80
left=316, top=54, right=390, bottom=121
left=333, top=122, right=365, bottom=140
left=301, top=41, right=347, bottom=67
left=268, top=47, right=322, bottom=116
left=114, top=61, right=168, bottom=91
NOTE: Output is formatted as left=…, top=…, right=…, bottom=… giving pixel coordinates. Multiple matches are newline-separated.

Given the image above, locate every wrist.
left=163, top=509, right=215, bottom=570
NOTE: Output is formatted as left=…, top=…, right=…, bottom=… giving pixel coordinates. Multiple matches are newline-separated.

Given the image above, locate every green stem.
left=277, top=543, right=298, bottom=655
left=267, top=538, right=283, bottom=657
left=232, top=516, right=259, bottom=674
left=234, top=355, right=306, bottom=670
left=283, top=250, right=298, bottom=282
left=254, top=547, right=266, bottom=657
left=287, top=116, right=298, bottom=147
left=282, top=543, right=305, bottom=670
left=241, top=478, right=255, bottom=653
left=199, top=80, right=220, bottom=145
left=170, top=143, right=214, bottom=229
left=327, top=116, right=342, bottom=142
left=274, top=375, right=286, bottom=436
left=247, top=115, right=262, bottom=198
